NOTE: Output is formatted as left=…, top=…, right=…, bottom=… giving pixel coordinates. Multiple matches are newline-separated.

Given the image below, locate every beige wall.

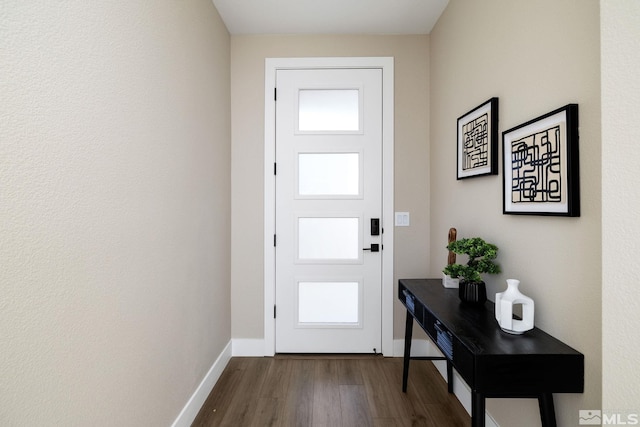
left=230, top=35, right=431, bottom=340
left=0, top=1, right=231, bottom=425
left=601, top=0, right=640, bottom=415
left=429, top=1, right=601, bottom=426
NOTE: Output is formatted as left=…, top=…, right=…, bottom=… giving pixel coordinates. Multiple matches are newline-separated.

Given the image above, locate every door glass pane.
left=298, top=89, right=360, bottom=131
left=298, top=281, right=359, bottom=323
left=298, top=217, right=359, bottom=260
left=298, top=153, right=359, bottom=196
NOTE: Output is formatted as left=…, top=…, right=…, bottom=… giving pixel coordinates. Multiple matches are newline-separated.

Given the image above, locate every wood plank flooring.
left=192, top=355, right=470, bottom=427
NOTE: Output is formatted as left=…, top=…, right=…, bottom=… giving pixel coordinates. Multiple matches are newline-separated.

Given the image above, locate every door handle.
left=363, top=244, right=380, bottom=252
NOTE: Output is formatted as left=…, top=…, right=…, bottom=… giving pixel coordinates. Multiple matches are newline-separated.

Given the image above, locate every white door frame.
left=263, top=57, right=394, bottom=356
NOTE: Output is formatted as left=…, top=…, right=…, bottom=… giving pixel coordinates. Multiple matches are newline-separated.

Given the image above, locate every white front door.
left=274, top=68, right=383, bottom=353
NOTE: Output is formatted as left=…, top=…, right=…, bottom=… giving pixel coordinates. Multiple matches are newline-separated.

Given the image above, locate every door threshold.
left=274, top=353, right=385, bottom=360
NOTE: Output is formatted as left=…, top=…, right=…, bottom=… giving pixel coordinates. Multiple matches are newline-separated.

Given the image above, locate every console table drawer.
left=475, top=354, right=584, bottom=395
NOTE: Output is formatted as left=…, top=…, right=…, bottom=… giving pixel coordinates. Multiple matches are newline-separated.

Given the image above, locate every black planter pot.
left=458, top=280, right=487, bottom=305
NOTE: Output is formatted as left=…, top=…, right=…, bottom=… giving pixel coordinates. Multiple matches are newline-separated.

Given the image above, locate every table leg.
left=446, top=360, right=453, bottom=394
left=538, top=393, right=557, bottom=427
left=471, top=391, right=485, bottom=427
left=402, top=309, right=413, bottom=393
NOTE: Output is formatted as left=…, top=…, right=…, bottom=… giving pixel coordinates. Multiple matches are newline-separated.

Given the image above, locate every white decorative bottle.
left=495, top=279, right=534, bottom=334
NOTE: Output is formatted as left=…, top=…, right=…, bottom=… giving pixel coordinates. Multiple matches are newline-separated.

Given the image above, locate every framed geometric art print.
left=456, top=97, right=499, bottom=179
left=502, top=104, right=580, bottom=216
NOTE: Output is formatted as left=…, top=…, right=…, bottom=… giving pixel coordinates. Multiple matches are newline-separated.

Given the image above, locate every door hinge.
left=274, top=162, right=277, bottom=175
left=274, top=234, right=277, bottom=247
left=274, top=305, right=277, bottom=318
left=274, top=88, right=277, bottom=101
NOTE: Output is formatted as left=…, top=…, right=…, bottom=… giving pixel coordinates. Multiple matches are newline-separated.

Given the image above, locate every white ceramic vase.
left=495, top=279, right=534, bottom=334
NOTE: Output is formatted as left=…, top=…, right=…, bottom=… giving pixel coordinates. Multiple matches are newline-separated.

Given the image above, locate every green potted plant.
left=442, top=237, right=501, bottom=305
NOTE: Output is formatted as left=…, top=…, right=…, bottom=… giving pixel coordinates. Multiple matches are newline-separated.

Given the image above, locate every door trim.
left=264, top=57, right=394, bottom=356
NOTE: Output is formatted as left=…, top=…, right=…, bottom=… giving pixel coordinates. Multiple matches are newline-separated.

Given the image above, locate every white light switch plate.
left=395, top=212, right=410, bottom=226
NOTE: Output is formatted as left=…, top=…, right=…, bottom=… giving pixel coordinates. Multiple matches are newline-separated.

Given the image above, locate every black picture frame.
left=456, top=97, right=499, bottom=179
left=502, top=104, right=580, bottom=216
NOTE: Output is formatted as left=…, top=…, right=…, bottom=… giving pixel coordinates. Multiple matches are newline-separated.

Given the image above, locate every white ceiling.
left=212, top=0, right=449, bottom=35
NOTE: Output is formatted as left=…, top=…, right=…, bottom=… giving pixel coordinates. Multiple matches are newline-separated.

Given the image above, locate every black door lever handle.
left=363, top=244, right=380, bottom=252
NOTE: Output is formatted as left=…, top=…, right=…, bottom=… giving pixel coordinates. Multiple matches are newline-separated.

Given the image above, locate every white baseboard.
left=171, top=338, right=264, bottom=427
left=232, top=338, right=266, bottom=356
left=171, top=340, right=232, bottom=427
left=393, top=339, right=499, bottom=427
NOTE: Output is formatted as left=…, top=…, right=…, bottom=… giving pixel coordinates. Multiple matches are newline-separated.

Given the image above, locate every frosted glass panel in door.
left=298, top=153, right=360, bottom=196
left=298, top=281, right=359, bottom=324
left=298, top=217, right=359, bottom=260
left=298, top=89, right=360, bottom=131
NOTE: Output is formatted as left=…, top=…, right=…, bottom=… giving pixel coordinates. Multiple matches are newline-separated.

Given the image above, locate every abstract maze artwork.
left=502, top=104, right=578, bottom=216
left=462, top=113, right=489, bottom=171
left=457, top=97, right=497, bottom=179
left=510, top=126, right=562, bottom=203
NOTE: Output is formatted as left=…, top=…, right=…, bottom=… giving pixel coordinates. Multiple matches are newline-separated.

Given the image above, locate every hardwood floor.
left=192, top=355, right=470, bottom=427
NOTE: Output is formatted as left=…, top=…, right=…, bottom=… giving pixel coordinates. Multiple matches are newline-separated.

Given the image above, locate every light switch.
left=395, top=212, right=410, bottom=226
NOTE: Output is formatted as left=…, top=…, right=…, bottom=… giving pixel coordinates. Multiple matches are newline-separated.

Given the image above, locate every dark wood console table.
left=399, top=279, right=584, bottom=427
